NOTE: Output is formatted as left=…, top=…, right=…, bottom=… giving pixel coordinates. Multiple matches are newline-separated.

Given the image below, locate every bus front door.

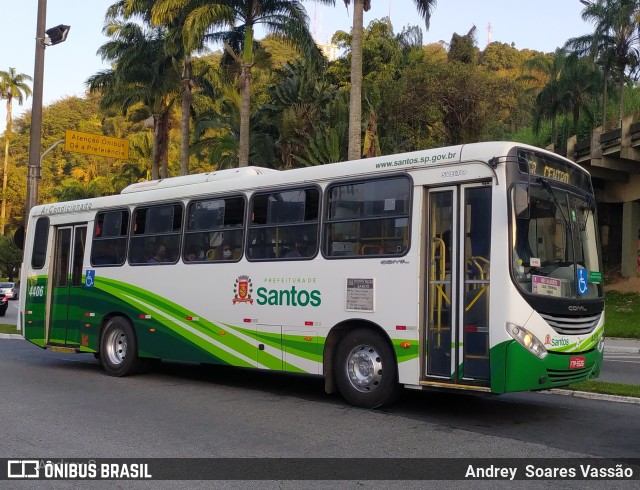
left=48, top=225, right=87, bottom=346
left=425, top=184, right=492, bottom=387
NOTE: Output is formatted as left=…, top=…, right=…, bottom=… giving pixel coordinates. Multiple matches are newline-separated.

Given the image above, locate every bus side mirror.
left=14, top=225, right=25, bottom=250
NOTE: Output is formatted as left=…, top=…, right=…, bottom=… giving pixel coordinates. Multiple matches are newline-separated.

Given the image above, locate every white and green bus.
left=17, top=141, right=605, bottom=408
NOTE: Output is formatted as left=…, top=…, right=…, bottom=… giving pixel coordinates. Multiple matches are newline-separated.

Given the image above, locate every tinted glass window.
left=91, top=210, right=129, bottom=266
left=130, top=204, right=182, bottom=265
left=324, top=177, right=411, bottom=257
left=248, top=188, right=319, bottom=261
left=184, top=196, right=245, bottom=262
left=32, top=217, right=50, bottom=269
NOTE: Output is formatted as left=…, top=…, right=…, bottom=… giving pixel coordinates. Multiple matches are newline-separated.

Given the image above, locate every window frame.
left=322, top=174, right=413, bottom=259
left=183, top=194, right=247, bottom=264
left=90, top=208, right=130, bottom=267
left=129, top=202, right=184, bottom=266
left=31, top=216, right=50, bottom=269
left=246, top=185, right=321, bottom=262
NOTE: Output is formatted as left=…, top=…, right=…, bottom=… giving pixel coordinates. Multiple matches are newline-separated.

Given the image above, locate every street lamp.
left=45, top=25, right=71, bottom=46
left=24, top=0, right=70, bottom=226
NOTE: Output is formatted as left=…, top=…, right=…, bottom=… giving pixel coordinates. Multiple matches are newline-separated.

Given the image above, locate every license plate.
left=569, top=356, right=585, bottom=369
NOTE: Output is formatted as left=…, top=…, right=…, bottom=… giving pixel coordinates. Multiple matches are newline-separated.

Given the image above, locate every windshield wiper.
left=537, top=177, right=570, bottom=229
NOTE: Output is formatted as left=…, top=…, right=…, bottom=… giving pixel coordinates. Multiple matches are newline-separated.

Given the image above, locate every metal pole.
left=25, top=0, right=47, bottom=227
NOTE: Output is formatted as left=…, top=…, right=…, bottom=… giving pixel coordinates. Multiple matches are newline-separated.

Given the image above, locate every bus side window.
left=248, top=187, right=319, bottom=261
left=324, top=177, right=411, bottom=258
left=186, top=196, right=245, bottom=262
left=91, top=210, right=129, bottom=267
left=32, top=217, right=50, bottom=269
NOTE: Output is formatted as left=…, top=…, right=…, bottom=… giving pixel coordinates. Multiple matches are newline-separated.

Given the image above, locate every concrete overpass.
left=549, top=115, right=640, bottom=279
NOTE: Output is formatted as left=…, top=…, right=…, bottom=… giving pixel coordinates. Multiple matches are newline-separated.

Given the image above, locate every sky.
left=1, top=0, right=593, bottom=133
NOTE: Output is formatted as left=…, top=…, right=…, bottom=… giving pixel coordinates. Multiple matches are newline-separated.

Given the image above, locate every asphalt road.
left=1, top=338, right=639, bottom=488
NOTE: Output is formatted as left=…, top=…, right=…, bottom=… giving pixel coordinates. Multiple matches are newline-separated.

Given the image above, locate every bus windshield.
left=510, top=181, right=603, bottom=300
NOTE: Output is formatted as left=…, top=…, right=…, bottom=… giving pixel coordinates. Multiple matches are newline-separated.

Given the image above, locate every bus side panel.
left=88, top=275, right=258, bottom=367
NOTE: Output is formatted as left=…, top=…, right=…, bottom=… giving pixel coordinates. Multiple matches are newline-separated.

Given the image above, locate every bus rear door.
left=48, top=225, right=87, bottom=346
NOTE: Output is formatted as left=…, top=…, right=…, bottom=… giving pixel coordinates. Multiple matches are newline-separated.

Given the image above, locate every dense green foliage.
left=0, top=235, right=22, bottom=281
left=3, top=1, right=640, bottom=239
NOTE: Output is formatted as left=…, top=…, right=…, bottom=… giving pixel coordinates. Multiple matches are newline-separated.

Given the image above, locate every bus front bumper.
left=492, top=340, right=604, bottom=393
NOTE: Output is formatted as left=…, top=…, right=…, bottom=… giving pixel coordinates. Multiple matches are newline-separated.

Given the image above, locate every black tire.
left=0, top=310, right=5, bottom=317
left=99, top=317, right=142, bottom=376
left=334, top=328, right=401, bottom=409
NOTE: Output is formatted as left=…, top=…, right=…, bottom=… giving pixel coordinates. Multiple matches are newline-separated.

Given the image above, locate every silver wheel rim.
left=345, top=344, right=383, bottom=393
left=105, top=327, right=127, bottom=366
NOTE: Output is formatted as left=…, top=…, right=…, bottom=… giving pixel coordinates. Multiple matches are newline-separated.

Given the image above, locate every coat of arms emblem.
left=233, top=275, right=254, bottom=304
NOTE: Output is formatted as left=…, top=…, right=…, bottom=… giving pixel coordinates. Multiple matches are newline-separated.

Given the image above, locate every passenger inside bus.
left=184, top=246, right=201, bottom=262
left=147, top=242, right=167, bottom=263
left=219, top=243, right=233, bottom=260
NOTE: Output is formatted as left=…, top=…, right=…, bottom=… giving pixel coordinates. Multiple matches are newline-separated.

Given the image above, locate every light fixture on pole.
left=44, top=25, right=70, bottom=46
left=24, top=0, right=70, bottom=227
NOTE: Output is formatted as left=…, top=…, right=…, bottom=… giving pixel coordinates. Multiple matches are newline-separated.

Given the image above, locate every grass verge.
left=568, top=380, right=640, bottom=398
left=0, top=324, right=20, bottom=335
left=604, top=290, right=640, bottom=338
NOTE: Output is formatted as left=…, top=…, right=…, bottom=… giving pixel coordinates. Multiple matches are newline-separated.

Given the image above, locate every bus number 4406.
left=29, top=286, right=45, bottom=297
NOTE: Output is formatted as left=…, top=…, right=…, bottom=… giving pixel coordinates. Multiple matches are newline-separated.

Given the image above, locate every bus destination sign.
left=517, top=149, right=590, bottom=188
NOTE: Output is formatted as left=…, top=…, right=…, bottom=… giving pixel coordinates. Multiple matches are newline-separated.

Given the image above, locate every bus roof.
left=29, top=141, right=586, bottom=219
left=121, top=166, right=279, bottom=194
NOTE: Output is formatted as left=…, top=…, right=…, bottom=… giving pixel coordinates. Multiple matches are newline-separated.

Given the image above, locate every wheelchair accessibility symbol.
left=85, top=270, right=95, bottom=287
left=577, top=268, right=588, bottom=295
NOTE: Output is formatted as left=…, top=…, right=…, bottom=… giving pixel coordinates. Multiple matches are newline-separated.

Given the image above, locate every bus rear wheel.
left=334, top=328, right=400, bottom=408
left=100, top=317, right=142, bottom=377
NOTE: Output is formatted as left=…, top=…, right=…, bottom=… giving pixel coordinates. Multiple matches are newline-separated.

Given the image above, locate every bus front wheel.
left=100, top=317, right=142, bottom=377
left=334, top=328, right=400, bottom=408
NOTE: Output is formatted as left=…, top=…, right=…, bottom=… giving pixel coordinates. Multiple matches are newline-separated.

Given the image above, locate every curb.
left=604, top=338, right=640, bottom=354
left=0, top=333, right=22, bottom=340
left=546, top=389, right=640, bottom=405
left=605, top=345, right=640, bottom=354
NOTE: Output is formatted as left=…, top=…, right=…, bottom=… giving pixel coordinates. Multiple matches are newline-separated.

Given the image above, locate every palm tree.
left=521, top=49, right=568, bottom=146
left=87, top=8, right=180, bottom=179
left=562, top=56, right=602, bottom=134
left=180, top=0, right=326, bottom=167
left=146, top=0, right=235, bottom=175
left=568, top=0, right=640, bottom=129
left=340, top=1, right=437, bottom=160
left=0, top=68, right=32, bottom=235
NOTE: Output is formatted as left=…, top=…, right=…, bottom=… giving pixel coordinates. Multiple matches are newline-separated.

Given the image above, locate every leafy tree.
left=88, top=4, right=180, bottom=179
left=338, top=0, right=437, bottom=160
left=0, top=235, right=22, bottom=281
left=0, top=68, right=32, bottom=235
left=480, top=42, right=526, bottom=72
left=262, top=59, right=344, bottom=167
left=51, top=177, right=112, bottom=202
left=330, top=17, right=428, bottom=154
left=179, top=0, right=326, bottom=167
left=568, top=0, right=640, bottom=129
left=562, top=56, right=603, bottom=133
left=521, top=49, right=568, bottom=146
left=448, top=25, right=477, bottom=64
left=149, top=0, right=235, bottom=176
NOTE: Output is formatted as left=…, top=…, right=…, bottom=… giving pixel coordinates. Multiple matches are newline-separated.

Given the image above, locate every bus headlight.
left=506, top=323, right=547, bottom=359
left=597, top=335, right=605, bottom=353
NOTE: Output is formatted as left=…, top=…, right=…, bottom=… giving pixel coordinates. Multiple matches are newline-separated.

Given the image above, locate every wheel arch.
left=323, top=319, right=398, bottom=395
